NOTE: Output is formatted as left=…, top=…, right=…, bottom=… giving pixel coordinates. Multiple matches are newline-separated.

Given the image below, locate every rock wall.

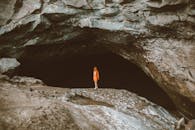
left=0, top=0, right=195, bottom=118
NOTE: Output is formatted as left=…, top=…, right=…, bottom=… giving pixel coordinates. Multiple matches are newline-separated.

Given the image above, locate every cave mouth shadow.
left=14, top=51, right=176, bottom=111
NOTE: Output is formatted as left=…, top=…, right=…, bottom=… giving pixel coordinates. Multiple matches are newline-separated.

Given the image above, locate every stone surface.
left=0, top=58, right=20, bottom=73
left=0, top=0, right=17, bottom=25
left=0, top=75, right=177, bottom=130
left=185, top=119, right=195, bottom=130
left=0, top=0, right=194, bottom=119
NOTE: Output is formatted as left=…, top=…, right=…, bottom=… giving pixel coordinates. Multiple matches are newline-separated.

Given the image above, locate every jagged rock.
left=12, top=0, right=41, bottom=20
left=0, top=0, right=194, bottom=120
left=188, top=1, right=195, bottom=16
left=0, top=76, right=177, bottom=130
left=0, top=58, right=20, bottom=73
left=0, top=0, right=17, bottom=26
left=146, top=0, right=189, bottom=8
left=185, top=119, right=195, bottom=130
left=63, top=0, right=89, bottom=8
left=10, top=76, right=44, bottom=86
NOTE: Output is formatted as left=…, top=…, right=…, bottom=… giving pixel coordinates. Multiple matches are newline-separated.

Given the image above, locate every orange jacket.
left=93, top=69, right=99, bottom=82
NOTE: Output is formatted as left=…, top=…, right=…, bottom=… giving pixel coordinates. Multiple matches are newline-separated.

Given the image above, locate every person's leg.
left=94, top=81, right=98, bottom=89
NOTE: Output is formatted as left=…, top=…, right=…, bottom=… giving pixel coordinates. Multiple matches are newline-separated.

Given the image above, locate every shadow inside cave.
left=13, top=51, right=176, bottom=111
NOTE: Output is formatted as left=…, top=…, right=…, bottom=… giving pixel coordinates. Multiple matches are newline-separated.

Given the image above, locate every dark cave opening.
left=14, top=51, right=176, bottom=111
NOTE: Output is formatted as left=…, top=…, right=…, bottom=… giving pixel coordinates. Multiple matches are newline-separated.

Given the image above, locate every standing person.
left=93, top=66, right=100, bottom=89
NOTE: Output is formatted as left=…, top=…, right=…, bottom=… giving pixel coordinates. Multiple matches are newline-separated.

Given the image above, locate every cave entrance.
left=14, top=50, right=176, bottom=111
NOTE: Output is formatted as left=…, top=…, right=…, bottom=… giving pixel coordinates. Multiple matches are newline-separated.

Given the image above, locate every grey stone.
left=0, top=77, right=177, bottom=130
left=0, top=58, right=20, bottom=73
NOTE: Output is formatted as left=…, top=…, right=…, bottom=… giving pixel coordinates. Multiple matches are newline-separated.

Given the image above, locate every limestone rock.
left=10, top=76, right=44, bottom=86
left=0, top=76, right=177, bottom=130
left=0, top=58, right=20, bottom=73
left=0, top=0, right=17, bottom=26
left=146, top=0, right=189, bottom=8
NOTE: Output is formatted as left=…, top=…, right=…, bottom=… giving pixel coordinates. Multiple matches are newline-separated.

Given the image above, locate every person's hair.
left=94, top=66, right=97, bottom=70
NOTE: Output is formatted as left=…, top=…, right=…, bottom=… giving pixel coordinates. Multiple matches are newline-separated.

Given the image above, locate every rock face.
left=0, top=0, right=194, bottom=119
left=0, top=58, right=20, bottom=73
left=0, top=75, right=177, bottom=130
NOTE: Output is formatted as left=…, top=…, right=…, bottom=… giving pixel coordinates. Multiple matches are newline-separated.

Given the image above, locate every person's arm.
left=97, top=71, right=100, bottom=80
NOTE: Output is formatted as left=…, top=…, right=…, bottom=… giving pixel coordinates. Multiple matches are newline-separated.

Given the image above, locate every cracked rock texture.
left=0, top=75, right=177, bottom=130
left=0, top=0, right=195, bottom=119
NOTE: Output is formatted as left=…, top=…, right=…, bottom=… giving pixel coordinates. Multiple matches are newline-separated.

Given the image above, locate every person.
left=93, top=66, right=100, bottom=89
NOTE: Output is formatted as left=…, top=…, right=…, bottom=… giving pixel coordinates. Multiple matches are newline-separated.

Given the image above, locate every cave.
left=12, top=45, right=177, bottom=112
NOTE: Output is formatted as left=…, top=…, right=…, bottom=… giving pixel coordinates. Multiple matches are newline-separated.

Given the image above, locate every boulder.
left=0, top=76, right=177, bottom=130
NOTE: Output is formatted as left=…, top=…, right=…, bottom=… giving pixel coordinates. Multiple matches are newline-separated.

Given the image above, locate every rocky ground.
left=0, top=75, right=179, bottom=130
